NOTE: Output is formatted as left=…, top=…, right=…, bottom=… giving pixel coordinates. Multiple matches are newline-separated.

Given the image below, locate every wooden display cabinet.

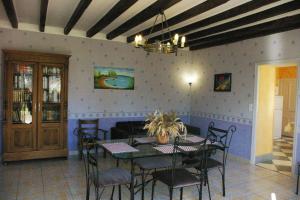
left=2, top=50, right=70, bottom=162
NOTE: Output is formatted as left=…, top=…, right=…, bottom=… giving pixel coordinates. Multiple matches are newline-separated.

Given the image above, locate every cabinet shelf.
left=13, top=101, right=32, bottom=104
left=14, top=73, right=32, bottom=76
left=13, top=88, right=31, bottom=90
left=13, top=121, right=32, bottom=124
left=42, top=120, right=60, bottom=123
left=43, top=73, right=60, bottom=76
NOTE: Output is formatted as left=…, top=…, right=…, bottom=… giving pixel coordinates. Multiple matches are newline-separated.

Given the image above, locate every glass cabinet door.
left=12, top=64, right=34, bottom=124
left=41, top=65, right=62, bottom=122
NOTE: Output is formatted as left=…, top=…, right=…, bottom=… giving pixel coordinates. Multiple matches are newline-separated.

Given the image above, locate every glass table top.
left=98, top=135, right=206, bottom=160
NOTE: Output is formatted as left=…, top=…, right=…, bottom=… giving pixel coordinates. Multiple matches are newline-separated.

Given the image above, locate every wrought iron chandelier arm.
left=147, top=14, right=160, bottom=43
left=163, top=12, right=173, bottom=44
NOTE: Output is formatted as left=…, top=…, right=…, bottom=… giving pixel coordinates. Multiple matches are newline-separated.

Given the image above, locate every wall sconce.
left=184, top=73, right=197, bottom=86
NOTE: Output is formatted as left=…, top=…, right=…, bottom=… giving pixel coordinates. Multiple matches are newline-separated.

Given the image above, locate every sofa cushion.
left=112, top=121, right=146, bottom=139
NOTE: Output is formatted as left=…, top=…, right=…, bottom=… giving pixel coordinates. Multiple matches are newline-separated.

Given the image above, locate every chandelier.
left=134, top=11, right=186, bottom=55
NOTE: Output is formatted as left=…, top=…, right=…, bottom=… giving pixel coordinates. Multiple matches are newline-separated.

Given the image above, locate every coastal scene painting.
left=94, top=66, right=134, bottom=90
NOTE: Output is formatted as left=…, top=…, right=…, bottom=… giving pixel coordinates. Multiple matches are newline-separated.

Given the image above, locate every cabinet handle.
left=34, top=103, right=37, bottom=112
left=38, top=103, right=41, bottom=111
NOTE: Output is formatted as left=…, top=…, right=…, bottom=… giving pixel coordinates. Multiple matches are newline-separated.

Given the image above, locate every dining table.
left=98, top=134, right=207, bottom=200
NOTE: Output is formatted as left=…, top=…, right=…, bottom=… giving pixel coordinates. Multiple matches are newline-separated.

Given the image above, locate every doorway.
left=252, top=62, right=299, bottom=176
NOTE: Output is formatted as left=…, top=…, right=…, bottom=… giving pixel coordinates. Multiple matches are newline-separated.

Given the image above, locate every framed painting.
left=94, top=66, right=134, bottom=90
left=214, top=73, right=232, bottom=92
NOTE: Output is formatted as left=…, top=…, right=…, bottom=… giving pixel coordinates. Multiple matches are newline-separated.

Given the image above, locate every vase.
left=156, top=134, right=169, bottom=144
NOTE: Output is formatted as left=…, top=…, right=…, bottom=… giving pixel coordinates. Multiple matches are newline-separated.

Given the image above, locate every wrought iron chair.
left=129, top=135, right=172, bottom=200
left=204, top=122, right=236, bottom=196
left=74, top=119, right=108, bottom=159
left=134, top=155, right=172, bottom=200
left=83, top=139, right=132, bottom=200
left=182, top=122, right=236, bottom=197
left=151, top=137, right=214, bottom=200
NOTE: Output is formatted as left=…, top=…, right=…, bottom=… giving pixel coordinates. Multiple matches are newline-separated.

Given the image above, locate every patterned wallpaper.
left=190, top=28, right=300, bottom=124
left=1, top=27, right=300, bottom=124
left=0, top=28, right=194, bottom=119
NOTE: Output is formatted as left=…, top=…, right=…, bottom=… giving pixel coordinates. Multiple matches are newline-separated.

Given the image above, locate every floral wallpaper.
left=0, top=27, right=300, bottom=125
left=190, top=28, right=300, bottom=125
left=0, top=28, right=194, bottom=120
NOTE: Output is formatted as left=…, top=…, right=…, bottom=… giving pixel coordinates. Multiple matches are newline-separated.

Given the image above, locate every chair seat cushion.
left=134, top=157, right=172, bottom=170
left=152, top=169, right=199, bottom=188
left=92, top=168, right=131, bottom=186
left=206, top=158, right=222, bottom=168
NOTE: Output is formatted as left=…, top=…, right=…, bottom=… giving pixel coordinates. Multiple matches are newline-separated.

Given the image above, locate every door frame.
left=251, top=58, right=300, bottom=175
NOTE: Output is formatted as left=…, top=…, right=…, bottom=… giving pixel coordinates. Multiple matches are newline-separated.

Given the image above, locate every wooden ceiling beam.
left=87, top=0, right=137, bottom=38
left=147, top=0, right=280, bottom=43
left=40, top=0, right=49, bottom=32
left=189, top=14, right=300, bottom=51
left=64, top=0, right=92, bottom=35
left=1, top=0, right=18, bottom=28
left=186, top=0, right=300, bottom=42
left=106, top=0, right=182, bottom=40
left=126, top=0, right=229, bottom=43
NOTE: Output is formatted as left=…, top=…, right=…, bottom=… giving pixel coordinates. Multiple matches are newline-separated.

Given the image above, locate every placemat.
left=134, top=137, right=156, bottom=144
left=101, top=142, right=139, bottom=154
left=185, top=136, right=205, bottom=143
left=153, top=145, right=197, bottom=154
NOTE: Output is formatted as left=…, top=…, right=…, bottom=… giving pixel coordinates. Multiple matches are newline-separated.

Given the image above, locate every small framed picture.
left=214, top=73, right=232, bottom=92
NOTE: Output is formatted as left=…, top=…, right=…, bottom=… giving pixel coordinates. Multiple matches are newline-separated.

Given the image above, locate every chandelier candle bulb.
left=134, top=35, right=139, bottom=47
left=134, top=34, right=142, bottom=47
left=173, top=34, right=179, bottom=45
left=181, top=36, right=186, bottom=48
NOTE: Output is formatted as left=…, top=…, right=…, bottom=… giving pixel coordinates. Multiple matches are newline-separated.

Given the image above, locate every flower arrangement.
left=144, top=110, right=187, bottom=144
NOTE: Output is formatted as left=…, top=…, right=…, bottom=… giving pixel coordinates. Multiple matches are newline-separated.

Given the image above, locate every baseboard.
left=227, top=153, right=250, bottom=164
left=68, top=148, right=104, bottom=156
left=69, top=150, right=79, bottom=156
left=255, top=153, right=273, bottom=164
left=212, top=151, right=250, bottom=164
left=3, top=149, right=68, bottom=162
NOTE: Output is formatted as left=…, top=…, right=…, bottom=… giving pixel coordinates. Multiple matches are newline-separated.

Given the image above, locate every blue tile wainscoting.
left=297, top=133, right=300, bottom=165
left=67, top=115, right=189, bottom=153
left=0, top=113, right=188, bottom=155
left=1, top=112, right=299, bottom=169
left=0, top=114, right=258, bottom=160
left=190, top=115, right=252, bottom=161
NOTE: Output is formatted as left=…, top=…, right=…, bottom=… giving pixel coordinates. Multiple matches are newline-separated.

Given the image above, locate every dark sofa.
left=111, top=121, right=146, bottom=139
left=110, top=121, right=201, bottom=139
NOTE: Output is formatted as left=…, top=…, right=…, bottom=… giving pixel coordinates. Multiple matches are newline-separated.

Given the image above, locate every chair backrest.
left=85, top=142, right=99, bottom=187
left=80, top=134, right=98, bottom=184
left=170, top=137, right=213, bottom=186
left=78, top=119, right=99, bottom=136
left=206, top=122, right=236, bottom=165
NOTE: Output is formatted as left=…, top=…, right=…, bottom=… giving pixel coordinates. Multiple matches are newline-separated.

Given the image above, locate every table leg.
left=130, top=159, right=135, bottom=200
left=116, top=158, right=119, bottom=167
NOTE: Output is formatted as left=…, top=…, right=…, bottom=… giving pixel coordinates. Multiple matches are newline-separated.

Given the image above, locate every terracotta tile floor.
left=0, top=155, right=299, bottom=200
